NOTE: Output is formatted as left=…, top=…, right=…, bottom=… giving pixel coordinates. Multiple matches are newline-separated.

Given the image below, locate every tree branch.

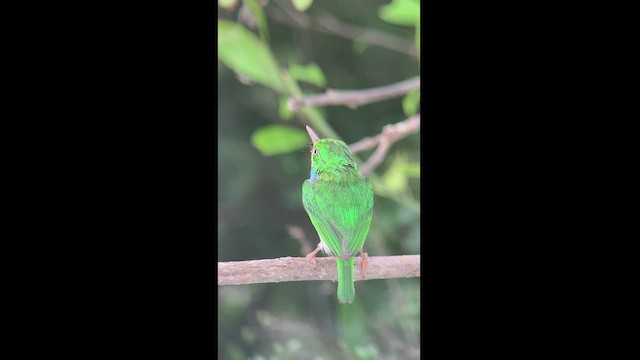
left=350, top=114, right=420, bottom=175
left=218, top=255, right=420, bottom=285
left=287, top=77, right=420, bottom=112
left=266, top=4, right=417, bottom=58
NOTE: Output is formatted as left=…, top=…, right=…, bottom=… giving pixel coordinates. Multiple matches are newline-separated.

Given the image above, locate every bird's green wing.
left=345, top=209, right=372, bottom=255
left=303, top=178, right=373, bottom=258
left=303, top=180, right=343, bottom=257
left=345, top=177, right=373, bottom=255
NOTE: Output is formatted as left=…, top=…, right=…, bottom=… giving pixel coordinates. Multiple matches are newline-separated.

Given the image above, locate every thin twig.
left=350, top=114, right=420, bottom=153
left=218, top=255, right=420, bottom=285
left=288, top=77, right=420, bottom=112
left=286, top=224, right=313, bottom=256
left=266, top=4, right=416, bottom=58
left=350, top=114, right=420, bottom=175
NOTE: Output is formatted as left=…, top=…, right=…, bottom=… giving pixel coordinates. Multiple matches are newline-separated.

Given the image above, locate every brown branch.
left=266, top=4, right=416, bottom=58
left=350, top=114, right=420, bottom=175
left=218, top=255, right=420, bottom=285
left=287, top=77, right=420, bottom=112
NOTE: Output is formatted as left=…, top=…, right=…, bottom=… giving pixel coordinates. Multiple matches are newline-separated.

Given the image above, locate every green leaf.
left=382, top=160, right=408, bottom=194
left=243, top=0, right=269, bottom=41
left=402, top=89, right=420, bottom=117
left=378, top=0, right=420, bottom=26
left=402, top=162, right=420, bottom=177
left=289, top=63, right=326, bottom=87
left=251, top=125, right=309, bottom=156
left=292, top=0, right=313, bottom=12
left=279, top=96, right=294, bottom=120
left=219, top=0, right=238, bottom=10
left=377, top=153, right=412, bottom=196
left=218, top=20, right=284, bottom=92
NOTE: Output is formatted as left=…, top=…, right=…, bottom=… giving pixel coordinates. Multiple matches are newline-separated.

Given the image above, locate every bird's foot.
left=305, top=246, right=322, bottom=268
left=360, top=250, right=369, bottom=276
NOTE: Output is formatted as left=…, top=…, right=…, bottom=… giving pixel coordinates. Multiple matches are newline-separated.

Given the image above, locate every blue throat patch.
left=309, top=167, right=318, bottom=183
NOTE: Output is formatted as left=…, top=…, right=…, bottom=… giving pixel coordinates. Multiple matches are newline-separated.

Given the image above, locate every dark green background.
left=218, top=1, right=420, bottom=359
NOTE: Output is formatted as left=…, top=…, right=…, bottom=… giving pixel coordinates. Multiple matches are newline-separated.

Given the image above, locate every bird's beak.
left=306, top=126, right=320, bottom=143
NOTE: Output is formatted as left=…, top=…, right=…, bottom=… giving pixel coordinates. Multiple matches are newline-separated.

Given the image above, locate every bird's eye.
left=313, top=148, right=318, bottom=155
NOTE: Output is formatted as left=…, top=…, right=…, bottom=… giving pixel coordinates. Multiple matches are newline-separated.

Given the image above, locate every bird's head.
left=306, top=126, right=359, bottom=181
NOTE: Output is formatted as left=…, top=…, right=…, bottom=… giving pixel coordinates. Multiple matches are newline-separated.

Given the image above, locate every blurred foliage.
left=402, top=90, right=421, bottom=117
left=218, top=0, right=420, bottom=358
left=378, top=0, right=420, bottom=26
left=289, top=62, right=327, bottom=88
left=218, top=19, right=284, bottom=91
left=251, top=124, right=308, bottom=156
left=292, top=0, right=313, bottom=12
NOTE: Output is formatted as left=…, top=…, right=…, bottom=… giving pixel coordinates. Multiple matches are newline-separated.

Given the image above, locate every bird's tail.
left=336, top=257, right=355, bottom=304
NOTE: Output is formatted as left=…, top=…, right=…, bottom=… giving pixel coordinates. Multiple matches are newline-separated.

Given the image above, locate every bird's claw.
left=305, top=252, right=318, bottom=268
left=360, top=251, right=369, bottom=276
left=305, top=246, right=321, bottom=269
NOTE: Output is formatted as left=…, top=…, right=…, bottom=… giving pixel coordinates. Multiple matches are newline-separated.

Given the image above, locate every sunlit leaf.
left=289, top=63, right=326, bottom=87
left=378, top=153, right=412, bottom=195
left=218, top=20, right=284, bottom=92
left=244, top=0, right=269, bottom=41
left=402, top=162, right=421, bottom=177
left=279, top=96, right=295, bottom=120
left=378, top=0, right=420, bottom=26
left=292, top=0, right=313, bottom=12
left=219, top=0, right=238, bottom=11
left=251, top=125, right=309, bottom=156
left=402, top=89, right=420, bottom=117
left=383, top=172, right=407, bottom=194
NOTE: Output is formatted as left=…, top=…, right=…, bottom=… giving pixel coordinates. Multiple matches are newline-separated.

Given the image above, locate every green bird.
left=302, top=126, right=374, bottom=304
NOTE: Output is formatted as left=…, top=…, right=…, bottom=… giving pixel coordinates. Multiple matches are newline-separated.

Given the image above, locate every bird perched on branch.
left=302, top=126, right=374, bottom=304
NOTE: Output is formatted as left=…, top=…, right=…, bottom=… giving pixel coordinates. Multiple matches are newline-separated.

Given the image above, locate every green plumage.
left=302, top=127, right=373, bottom=304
